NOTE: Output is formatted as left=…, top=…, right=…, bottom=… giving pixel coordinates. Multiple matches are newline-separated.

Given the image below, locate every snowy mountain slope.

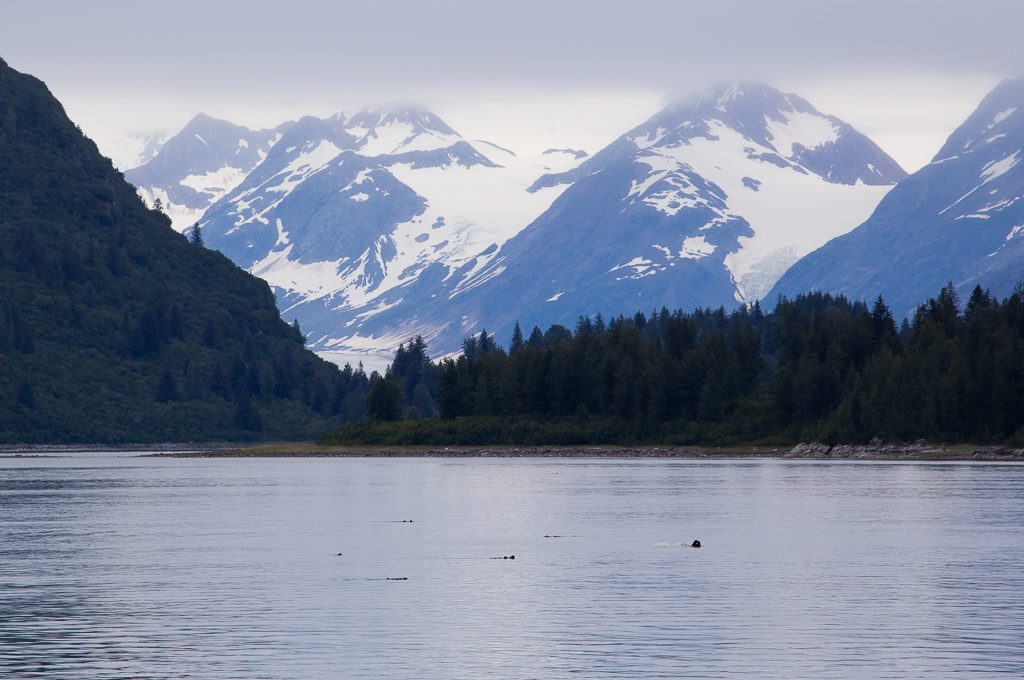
left=125, top=114, right=291, bottom=231
left=768, top=78, right=1024, bottom=318
left=149, top=85, right=904, bottom=362
left=404, top=83, right=906, bottom=353
left=198, top=107, right=587, bottom=364
left=97, top=130, right=167, bottom=171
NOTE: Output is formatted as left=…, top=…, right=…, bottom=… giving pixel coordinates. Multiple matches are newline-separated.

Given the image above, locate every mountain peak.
left=186, top=111, right=217, bottom=125
left=933, top=77, right=1024, bottom=161
left=984, top=76, right=1024, bottom=104
left=707, top=81, right=808, bottom=110
left=635, top=82, right=905, bottom=186
left=343, top=106, right=463, bottom=156
left=178, top=112, right=250, bottom=136
left=664, top=82, right=815, bottom=123
left=344, top=107, right=456, bottom=135
left=126, top=112, right=291, bottom=230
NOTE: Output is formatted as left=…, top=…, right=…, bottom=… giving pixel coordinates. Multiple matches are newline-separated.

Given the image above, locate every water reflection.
left=1, top=457, right=1022, bottom=677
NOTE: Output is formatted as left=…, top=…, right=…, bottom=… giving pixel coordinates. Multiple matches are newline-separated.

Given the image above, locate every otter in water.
left=691, top=540, right=701, bottom=548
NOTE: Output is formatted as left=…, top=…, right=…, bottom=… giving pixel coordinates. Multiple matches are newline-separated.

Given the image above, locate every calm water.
left=1, top=455, right=1022, bottom=678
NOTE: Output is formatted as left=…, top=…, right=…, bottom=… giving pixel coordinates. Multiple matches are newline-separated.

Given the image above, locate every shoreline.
left=0, top=442, right=243, bottom=457
left=158, top=442, right=1024, bottom=462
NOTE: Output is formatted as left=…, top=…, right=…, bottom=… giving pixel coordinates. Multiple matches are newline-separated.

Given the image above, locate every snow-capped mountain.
left=768, top=78, right=1024, bottom=318
left=132, top=85, right=903, bottom=362
left=98, top=130, right=166, bottom=171
left=126, top=114, right=291, bottom=231
left=400, top=83, right=906, bottom=352
left=198, top=107, right=587, bottom=365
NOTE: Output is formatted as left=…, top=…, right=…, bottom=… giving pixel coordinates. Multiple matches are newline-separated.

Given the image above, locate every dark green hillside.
left=0, top=58, right=369, bottom=443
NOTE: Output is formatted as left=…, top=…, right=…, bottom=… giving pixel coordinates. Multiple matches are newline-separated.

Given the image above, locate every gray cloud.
left=1, top=1, right=1017, bottom=171
left=4, top=0, right=1021, bottom=96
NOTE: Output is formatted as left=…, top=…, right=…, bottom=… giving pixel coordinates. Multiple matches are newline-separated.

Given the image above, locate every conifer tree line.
left=336, top=283, right=1024, bottom=446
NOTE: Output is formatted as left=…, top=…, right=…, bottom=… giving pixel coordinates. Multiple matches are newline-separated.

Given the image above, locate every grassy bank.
left=315, top=415, right=797, bottom=448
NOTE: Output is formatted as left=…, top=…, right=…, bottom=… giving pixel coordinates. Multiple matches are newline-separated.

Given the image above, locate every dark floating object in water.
left=491, top=555, right=517, bottom=560
left=691, top=540, right=701, bottom=548
left=544, top=535, right=562, bottom=538
left=385, top=577, right=408, bottom=581
left=336, top=552, right=344, bottom=556
left=401, top=520, right=414, bottom=523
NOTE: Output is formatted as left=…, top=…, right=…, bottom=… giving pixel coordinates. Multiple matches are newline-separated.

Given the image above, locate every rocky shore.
left=786, top=440, right=1024, bottom=461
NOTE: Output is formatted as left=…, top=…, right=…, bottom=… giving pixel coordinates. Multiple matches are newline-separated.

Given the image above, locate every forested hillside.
left=0, top=57, right=369, bottom=443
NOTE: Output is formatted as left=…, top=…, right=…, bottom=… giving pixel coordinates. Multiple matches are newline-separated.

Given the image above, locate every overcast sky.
left=2, top=0, right=1020, bottom=171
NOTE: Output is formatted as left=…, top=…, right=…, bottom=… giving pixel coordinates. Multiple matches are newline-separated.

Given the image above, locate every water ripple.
left=1, top=457, right=1022, bottom=677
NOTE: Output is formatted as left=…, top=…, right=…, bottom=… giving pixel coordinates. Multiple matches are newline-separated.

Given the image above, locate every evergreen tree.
left=479, top=329, right=496, bottom=353
left=188, top=222, right=204, bottom=247
left=870, top=295, right=899, bottom=350
left=964, top=285, right=993, bottom=319
left=367, top=376, right=402, bottom=421
left=527, top=326, right=544, bottom=347
left=437, top=359, right=464, bottom=419
left=509, top=321, right=524, bottom=354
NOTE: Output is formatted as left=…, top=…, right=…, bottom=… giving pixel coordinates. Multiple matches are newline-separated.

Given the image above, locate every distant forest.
left=322, top=283, right=1024, bottom=447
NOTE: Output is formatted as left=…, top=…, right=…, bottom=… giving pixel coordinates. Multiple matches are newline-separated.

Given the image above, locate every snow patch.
left=991, top=108, right=1017, bottom=128
left=679, top=236, right=716, bottom=259
left=981, top=152, right=1020, bottom=184
left=609, top=256, right=660, bottom=280
left=249, top=244, right=347, bottom=305
left=631, top=127, right=667, bottom=150
left=135, top=186, right=205, bottom=232
left=265, top=141, right=343, bottom=194
left=385, top=156, right=575, bottom=293
left=353, top=119, right=460, bottom=156
left=764, top=110, right=839, bottom=158
left=180, top=165, right=249, bottom=199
